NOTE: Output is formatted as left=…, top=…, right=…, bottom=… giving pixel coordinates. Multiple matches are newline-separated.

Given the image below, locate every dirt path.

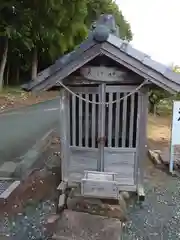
left=148, top=114, right=171, bottom=147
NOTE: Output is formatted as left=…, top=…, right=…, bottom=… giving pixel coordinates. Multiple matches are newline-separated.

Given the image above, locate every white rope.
left=57, top=79, right=149, bottom=105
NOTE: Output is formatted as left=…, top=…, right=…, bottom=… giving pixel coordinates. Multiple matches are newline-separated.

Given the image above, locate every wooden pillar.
left=136, top=86, right=148, bottom=200
left=134, top=91, right=141, bottom=185
left=59, top=88, right=70, bottom=182
left=98, top=83, right=106, bottom=171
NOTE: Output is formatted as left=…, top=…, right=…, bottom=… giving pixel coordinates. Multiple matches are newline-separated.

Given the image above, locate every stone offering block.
left=52, top=210, right=122, bottom=240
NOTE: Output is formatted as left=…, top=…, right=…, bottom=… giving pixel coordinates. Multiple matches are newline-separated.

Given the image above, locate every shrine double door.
left=68, top=84, right=141, bottom=186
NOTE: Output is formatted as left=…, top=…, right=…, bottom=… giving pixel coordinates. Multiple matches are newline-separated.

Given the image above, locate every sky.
left=115, top=0, right=180, bottom=66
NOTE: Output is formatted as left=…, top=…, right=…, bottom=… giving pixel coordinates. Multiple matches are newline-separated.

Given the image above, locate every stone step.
left=65, top=186, right=129, bottom=222
left=52, top=210, right=122, bottom=240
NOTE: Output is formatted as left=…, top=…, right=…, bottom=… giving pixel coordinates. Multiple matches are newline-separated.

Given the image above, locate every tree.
left=148, top=63, right=180, bottom=115
left=20, top=0, right=88, bottom=80
left=0, top=0, right=132, bottom=88
left=148, top=88, right=170, bottom=115
left=0, top=1, right=31, bottom=89
left=173, top=65, right=180, bottom=73
left=0, top=1, right=18, bottom=89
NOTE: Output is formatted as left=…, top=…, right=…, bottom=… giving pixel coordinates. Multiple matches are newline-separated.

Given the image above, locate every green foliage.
left=0, top=0, right=132, bottom=87
left=149, top=64, right=180, bottom=115
left=173, top=65, right=180, bottom=73
left=149, top=88, right=171, bottom=114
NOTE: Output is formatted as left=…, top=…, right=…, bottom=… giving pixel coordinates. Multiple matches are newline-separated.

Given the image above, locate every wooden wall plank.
left=115, top=93, right=120, bottom=147
left=91, top=94, right=96, bottom=148
left=122, top=94, right=127, bottom=147
left=78, top=94, right=83, bottom=147
left=108, top=93, right=113, bottom=147
left=129, top=94, right=135, bottom=147
left=85, top=94, right=89, bottom=147
left=72, top=95, right=76, bottom=146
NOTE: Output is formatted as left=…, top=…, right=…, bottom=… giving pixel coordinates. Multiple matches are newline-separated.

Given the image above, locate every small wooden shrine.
left=23, top=15, right=180, bottom=202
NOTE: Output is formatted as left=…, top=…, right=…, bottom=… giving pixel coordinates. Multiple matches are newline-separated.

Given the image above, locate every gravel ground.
left=0, top=158, right=180, bottom=240
left=0, top=199, right=56, bottom=240
left=122, top=160, right=180, bottom=240
left=0, top=137, right=60, bottom=240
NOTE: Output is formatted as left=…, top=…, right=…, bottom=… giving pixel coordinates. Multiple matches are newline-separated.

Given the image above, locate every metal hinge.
left=97, top=136, right=106, bottom=144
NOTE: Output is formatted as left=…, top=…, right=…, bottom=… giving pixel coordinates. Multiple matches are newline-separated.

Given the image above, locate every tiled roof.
left=107, top=34, right=179, bottom=85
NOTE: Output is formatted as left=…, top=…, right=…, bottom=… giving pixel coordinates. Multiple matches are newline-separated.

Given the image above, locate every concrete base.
left=14, top=129, right=55, bottom=178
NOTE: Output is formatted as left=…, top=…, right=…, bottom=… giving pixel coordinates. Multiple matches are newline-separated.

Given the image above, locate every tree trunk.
left=6, top=64, right=10, bottom=86
left=149, top=101, right=157, bottom=116
left=16, top=67, right=20, bottom=85
left=153, top=104, right=157, bottom=116
left=0, top=38, right=8, bottom=90
left=149, top=101, right=154, bottom=113
left=6, top=64, right=9, bottom=86
left=31, top=47, right=38, bottom=80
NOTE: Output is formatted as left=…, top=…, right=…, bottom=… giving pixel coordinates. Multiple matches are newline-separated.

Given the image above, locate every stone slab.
left=148, top=150, right=162, bottom=165
left=0, top=181, right=12, bottom=195
left=53, top=210, right=122, bottom=240
left=0, top=181, right=20, bottom=199
left=0, top=180, right=21, bottom=206
left=0, top=161, right=17, bottom=177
